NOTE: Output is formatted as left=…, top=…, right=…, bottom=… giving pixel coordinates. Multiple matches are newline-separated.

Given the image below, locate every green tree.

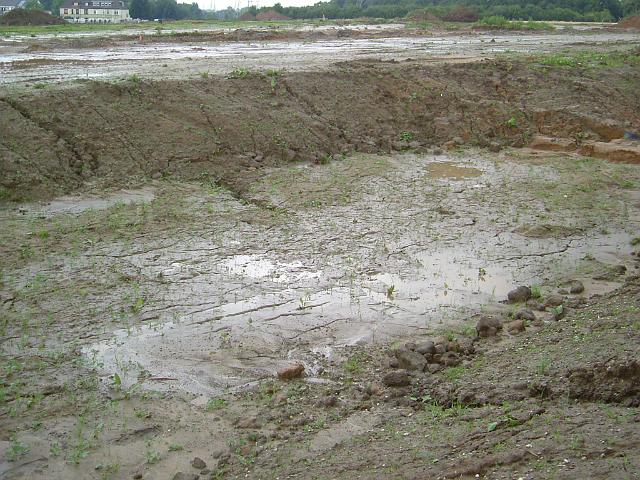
left=130, top=0, right=151, bottom=19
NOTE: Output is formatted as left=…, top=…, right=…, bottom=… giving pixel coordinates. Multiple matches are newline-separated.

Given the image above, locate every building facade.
left=0, top=0, right=27, bottom=15
left=60, top=0, right=130, bottom=23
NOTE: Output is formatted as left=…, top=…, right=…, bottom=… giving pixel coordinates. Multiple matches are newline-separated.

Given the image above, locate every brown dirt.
left=2, top=54, right=639, bottom=202
left=617, top=15, right=640, bottom=30
left=255, top=10, right=290, bottom=21
left=0, top=8, right=66, bottom=26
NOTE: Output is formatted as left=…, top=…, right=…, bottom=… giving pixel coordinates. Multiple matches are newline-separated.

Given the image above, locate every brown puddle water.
left=426, top=161, right=482, bottom=179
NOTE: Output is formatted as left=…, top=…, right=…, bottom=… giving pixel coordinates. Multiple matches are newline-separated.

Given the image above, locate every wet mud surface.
left=1, top=22, right=640, bottom=480
left=0, top=26, right=638, bottom=84
left=1, top=146, right=640, bottom=479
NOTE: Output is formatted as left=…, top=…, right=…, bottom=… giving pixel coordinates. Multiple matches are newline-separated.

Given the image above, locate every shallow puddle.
left=78, top=152, right=639, bottom=396
left=8, top=187, right=155, bottom=218
left=426, top=161, right=482, bottom=179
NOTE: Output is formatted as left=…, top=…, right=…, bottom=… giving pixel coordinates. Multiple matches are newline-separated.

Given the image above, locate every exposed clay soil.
left=0, top=8, right=66, bottom=26
left=618, top=15, right=640, bottom=30
left=2, top=50, right=640, bottom=202
left=1, top=26, right=640, bottom=480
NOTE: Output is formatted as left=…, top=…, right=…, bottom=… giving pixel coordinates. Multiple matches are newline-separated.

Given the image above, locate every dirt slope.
left=2, top=52, right=639, bottom=201
left=0, top=8, right=66, bottom=26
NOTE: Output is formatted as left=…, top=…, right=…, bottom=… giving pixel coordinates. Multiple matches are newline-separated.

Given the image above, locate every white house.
left=0, top=0, right=27, bottom=15
left=60, top=0, right=130, bottom=23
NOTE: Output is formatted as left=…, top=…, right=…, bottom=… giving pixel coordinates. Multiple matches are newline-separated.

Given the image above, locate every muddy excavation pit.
left=1, top=23, right=640, bottom=480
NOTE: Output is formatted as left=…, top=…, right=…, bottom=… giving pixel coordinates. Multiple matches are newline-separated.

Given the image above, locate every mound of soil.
left=406, top=9, right=441, bottom=23
left=255, top=10, right=290, bottom=21
left=0, top=8, right=66, bottom=26
left=239, top=12, right=255, bottom=21
left=617, top=15, right=640, bottom=30
left=1, top=58, right=639, bottom=201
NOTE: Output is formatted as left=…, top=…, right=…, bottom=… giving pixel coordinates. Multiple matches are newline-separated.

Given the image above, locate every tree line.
left=258, top=0, right=639, bottom=22
left=30, top=0, right=640, bottom=22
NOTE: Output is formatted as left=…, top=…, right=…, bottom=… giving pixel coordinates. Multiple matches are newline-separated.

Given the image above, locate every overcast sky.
left=200, top=0, right=319, bottom=11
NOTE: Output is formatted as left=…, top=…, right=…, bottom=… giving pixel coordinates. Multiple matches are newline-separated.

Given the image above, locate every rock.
left=404, top=342, right=417, bottom=351
left=236, top=416, right=260, bottom=429
left=211, top=447, right=226, bottom=459
left=273, top=392, right=288, bottom=405
left=514, top=309, right=535, bottom=321
left=507, top=286, right=532, bottom=303
left=416, top=341, right=435, bottom=355
left=553, top=306, right=566, bottom=321
left=488, top=141, right=502, bottom=152
left=527, top=299, right=547, bottom=311
left=388, top=357, right=400, bottom=368
left=382, top=370, right=411, bottom=387
left=476, top=315, right=503, bottom=337
left=151, top=171, right=162, bottom=180
left=433, top=336, right=448, bottom=346
left=506, top=320, right=526, bottom=334
left=365, top=382, right=384, bottom=396
left=433, top=147, right=444, bottom=155
left=447, top=341, right=460, bottom=353
left=544, top=294, right=564, bottom=308
left=593, top=264, right=627, bottom=280
left=319, top=395, right=337, bottom=408
left=427, top=363, right=444, bottom=374
left=133, top=474, right=143, bottom=480
left=442, top=352, right=460, bottom=367
left=277, top=363, right=304, bottom=380
left=191, top=457, right=207, bottom=470
left=567, top=280, right=585, bottom=294
left=173, top=473, right=198, bottom=480
left=434, top=343, right=446, bottom=354
left=457, top=337, right=475, bottom=355
left=395, top=348, right=427, bottom=371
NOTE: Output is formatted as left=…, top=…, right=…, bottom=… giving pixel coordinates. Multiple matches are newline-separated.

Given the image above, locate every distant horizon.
left=197, top=0, right=319, bottom=12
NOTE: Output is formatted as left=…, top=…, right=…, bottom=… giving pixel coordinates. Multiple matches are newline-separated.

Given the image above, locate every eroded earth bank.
left=1, top=31, right=640, bottom=480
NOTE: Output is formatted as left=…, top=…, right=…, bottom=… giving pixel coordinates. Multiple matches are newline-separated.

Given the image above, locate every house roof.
left=0, top=0, right=27, bottom=7
left=60, top=0, right=127, bottom=9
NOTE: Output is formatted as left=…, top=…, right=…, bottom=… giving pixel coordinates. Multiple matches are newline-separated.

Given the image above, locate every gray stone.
left=567, top=280, right=585, bottom=294
left=416, top=341, right=435, bottom=355
left=395, top=348, right=427, bottom=371
left=507, top=286, right=532, bottom=303
left=545, top=294, right=564, bottom=308
left=173, top=473, right=198, bottom=480
left=476, top=315, right=503, bottom=337
left=191, top=457, right=206, bottom=469
left=514, top=309, right=536, bottom=321
left=382, top=370, right=411, bottom=387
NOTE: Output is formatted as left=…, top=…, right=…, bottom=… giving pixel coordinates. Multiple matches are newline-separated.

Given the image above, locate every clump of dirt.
left=255, top=10, right=290, bottom=21
left=2, top=56, right=639, bottom=202
left=617, top=15, right=640, bottom=30
left=405, top=9, right=441, bottom=23
left=0, top=8, right=66, bottom=26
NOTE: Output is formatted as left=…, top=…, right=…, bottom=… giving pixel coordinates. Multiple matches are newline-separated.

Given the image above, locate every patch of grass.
left=5, top=434, right=29, bottom=461
left=206, top=397, right=228, bottom=411
left=536, top=357, right=551, bottom=376
left=443, top=365, right=466, bottom=382
left=229, top=67, right=250, bottom=79
left=343, top=353, right=367, bottom=374
left=400, top=131, right=414, bottom=142
left=146, top=449, right=161, bottom=464
left=477, top=16, right=553, bottom=30
left=532, top=50, right=640, bottom=69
